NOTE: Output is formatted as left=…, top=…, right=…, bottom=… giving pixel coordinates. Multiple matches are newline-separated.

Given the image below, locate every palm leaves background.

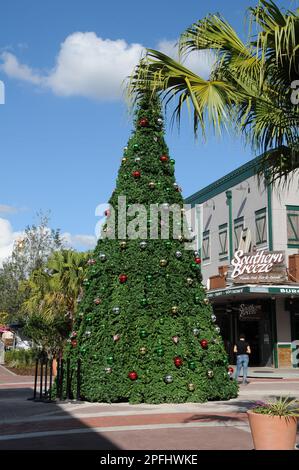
left=129, top=0, right=299, bottom=184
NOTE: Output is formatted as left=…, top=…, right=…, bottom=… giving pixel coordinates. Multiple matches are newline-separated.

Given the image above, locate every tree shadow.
left=0, top=386, right=119, bottom=450
left=183, top=414, right=244, bottom=424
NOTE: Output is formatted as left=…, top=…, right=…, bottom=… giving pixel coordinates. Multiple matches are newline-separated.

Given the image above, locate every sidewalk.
left=0, top=365, right=298, bottom=450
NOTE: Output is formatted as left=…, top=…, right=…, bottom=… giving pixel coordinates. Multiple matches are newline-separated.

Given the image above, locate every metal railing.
left=30, top=353, right=81, bottom=402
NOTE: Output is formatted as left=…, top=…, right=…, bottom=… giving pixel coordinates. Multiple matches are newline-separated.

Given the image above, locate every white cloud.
left=0, top=218, right=23, bottom=267
left=0, top=33, right=214, bottom=101
left=0, top=33, right=144, bottom=100
left=1, top=51, right=42, bottom=85
left=62, top=232, right=96, bottom=250
left=46, top=33, right=144, bottom=100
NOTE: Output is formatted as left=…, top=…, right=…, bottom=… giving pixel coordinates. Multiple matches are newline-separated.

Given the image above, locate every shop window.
left=255, top=208, right=267, bottom=245
left=234, top=217, right=244, bottom=250
left=202, top=230, right=210, bottom=262
left=287, top=205, right=299, bottom=248
left=219, top=223, right=228, bottom=260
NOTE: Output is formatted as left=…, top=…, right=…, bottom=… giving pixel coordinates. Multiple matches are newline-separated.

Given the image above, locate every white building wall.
left=200, top=174, right=268, bottom=285
left=272, top=171, right=299, bottom=259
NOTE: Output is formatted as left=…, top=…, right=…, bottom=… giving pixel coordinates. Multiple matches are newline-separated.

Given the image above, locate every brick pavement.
left=0, top=365, right=298, bottom=450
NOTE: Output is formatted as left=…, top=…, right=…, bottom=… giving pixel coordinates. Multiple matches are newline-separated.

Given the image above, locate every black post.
left=48, top=358, right=53, bottom=402
left=76, top=358, right=81, bottom=401
left=39, top=358, right=44, bottom=400
left=44, top=357, right=48, bottom=397
left=59, top=359, right=64, bottom=400
left=66, top=358, right=71, bottom=400
left=56, top=356, right=61, bottom=398
left=33, top=358, right=38, bottom=400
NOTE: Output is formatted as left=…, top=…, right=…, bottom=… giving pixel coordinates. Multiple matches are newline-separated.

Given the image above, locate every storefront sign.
left=231, top=250, right=287, bottom=284
left=239, top=303, right=262, bottom=321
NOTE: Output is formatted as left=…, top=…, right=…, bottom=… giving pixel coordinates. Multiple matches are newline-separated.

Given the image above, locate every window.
left=202, top=230, right=210, bottom=262
left=234, top=217, right=244, bottom=250
left=287, top=205, right=299, bottom=248
left=255, top=208, right=267, bottom=245
left=219, top=224, right=228, bottom=260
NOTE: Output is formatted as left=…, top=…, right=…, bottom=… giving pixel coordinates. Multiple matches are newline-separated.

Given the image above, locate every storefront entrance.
left=213, top=299, right=275, bottom=367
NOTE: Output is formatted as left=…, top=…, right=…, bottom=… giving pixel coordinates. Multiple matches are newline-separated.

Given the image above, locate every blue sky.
left=0, top=0, right=294, bottom=262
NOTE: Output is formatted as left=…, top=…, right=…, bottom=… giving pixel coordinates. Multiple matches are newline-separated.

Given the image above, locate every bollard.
left=47, top=357, right=53, bottom=402
left=76, top=359, right=81, bottom=401
left=66, top=358, right=71, bottom=400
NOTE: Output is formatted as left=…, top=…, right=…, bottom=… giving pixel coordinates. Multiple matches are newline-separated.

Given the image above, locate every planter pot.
left=247, top=410, right=298, bottom=450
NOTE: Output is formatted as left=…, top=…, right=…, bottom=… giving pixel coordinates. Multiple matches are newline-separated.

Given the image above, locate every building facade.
left=185, top=156, right=299, bottom=368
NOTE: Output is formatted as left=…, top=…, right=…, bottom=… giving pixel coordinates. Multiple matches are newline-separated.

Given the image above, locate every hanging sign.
left=239, top=304, right=262, bottom=321
left=231, top=250, right=287, bottom=284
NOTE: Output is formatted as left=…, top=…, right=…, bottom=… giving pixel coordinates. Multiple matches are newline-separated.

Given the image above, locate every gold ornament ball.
left=207, top=370, right=214, bottom=378
left=122, top=157, right=127, bottom=163
left=149, top=181, right=156, bottom=189
left=203, top=298, right=209, bottom=305
left=171, top=306, right=179, bottom=315
left=120, top=241, right=127, bottom=249
left=178, top=236, right=184, bottom=242
left=140, top=347, right=147, bottom=355
left=187, top=277, right=193, bottom=286
left=160, top=259, right=168, bottom=267
left=188, top=383, right=195, bottom=392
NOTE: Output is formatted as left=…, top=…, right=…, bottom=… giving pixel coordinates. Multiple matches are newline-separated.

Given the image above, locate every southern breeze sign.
left=231, top=250, right=287, bottom=284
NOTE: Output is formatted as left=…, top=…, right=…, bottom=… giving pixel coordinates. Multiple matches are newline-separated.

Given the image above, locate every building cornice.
left=185, top=155, right=262, bottom=206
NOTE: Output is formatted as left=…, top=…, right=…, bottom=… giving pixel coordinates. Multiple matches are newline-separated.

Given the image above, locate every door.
left=237, top=320, right=260, bottom=366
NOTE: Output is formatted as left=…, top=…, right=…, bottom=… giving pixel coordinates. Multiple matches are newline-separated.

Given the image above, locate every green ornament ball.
left=156, top=347, right=165, bottom=357
left=140, top=329, right=148, bottom=339
left=140, top=298, right=149, bottom=307
left=188, top=361, right=196, bottom=370
left=107, top=355, right=114, bottom=365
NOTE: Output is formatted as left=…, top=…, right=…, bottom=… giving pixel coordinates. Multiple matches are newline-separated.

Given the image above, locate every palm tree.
left=129, top=0, right=299, bottom=184
left=47, top=250, right=89, bottom=323
left=21, top=250, right=89, bottom=353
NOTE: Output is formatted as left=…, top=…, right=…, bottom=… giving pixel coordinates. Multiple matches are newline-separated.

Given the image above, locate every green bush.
left=5, top=349, right=37, bottom=368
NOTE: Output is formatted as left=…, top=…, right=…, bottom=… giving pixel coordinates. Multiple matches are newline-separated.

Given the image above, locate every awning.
left=207, top=284, right=299, bottom=300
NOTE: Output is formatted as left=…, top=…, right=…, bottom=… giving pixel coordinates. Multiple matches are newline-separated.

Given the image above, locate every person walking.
left=234, top=334, right=251, bottom=385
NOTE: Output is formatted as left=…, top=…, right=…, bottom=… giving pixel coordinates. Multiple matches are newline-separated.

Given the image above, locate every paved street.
left=0, top=365, right=298, bottom=450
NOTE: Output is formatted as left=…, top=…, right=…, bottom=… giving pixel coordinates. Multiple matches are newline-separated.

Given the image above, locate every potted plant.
left=247, top=396, right=299, bottom=450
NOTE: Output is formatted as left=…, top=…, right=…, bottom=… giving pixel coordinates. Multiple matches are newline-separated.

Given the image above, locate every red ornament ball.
left=128, top=371, right=138, bottom=381
left=94, top=298, right=101, bottom=305
left=138, top=117, right=149, bottom=127
left=200, top=339, right=208, bottom=349
left=105, top=209, right=111, bottom=217
left=194, top=257, right=202, bottom=265
left=160, top=154, right=169, bottom=163
left=71, top=339, right=77, bottom=347
left=228, top=367, right=234, bottom=374
left=132, top=171, right=141, bottom=179
left=174, top=357, right=183, bottom=368
left=119, top=274, right=128, bottom=284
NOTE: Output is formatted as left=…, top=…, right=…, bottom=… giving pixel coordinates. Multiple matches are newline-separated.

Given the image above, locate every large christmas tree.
left=69, top=95, right=238, bottom=403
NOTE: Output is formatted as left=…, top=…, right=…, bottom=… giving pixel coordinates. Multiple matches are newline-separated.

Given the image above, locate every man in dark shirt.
left=233, top=334, right=251, bottom=384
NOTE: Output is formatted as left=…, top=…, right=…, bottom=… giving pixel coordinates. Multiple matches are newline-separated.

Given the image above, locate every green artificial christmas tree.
left=69, top=95, right=238, bottom=403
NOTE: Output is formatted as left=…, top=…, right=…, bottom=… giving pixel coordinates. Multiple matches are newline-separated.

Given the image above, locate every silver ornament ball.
left=164, top=375, right=173, bottom=384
